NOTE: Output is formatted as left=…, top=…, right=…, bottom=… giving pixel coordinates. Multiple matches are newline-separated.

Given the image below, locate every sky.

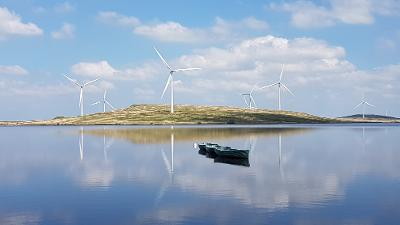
left=0, top=0, right=399, bottom=120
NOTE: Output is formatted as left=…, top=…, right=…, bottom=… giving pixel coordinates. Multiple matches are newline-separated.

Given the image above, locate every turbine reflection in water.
left=1, top=125, right=400, bottom=224
left=156, top=126, right=175, bottom=205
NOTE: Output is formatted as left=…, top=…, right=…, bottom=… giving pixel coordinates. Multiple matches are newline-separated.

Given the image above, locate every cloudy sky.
left=0, top=0, right=399, bottom=120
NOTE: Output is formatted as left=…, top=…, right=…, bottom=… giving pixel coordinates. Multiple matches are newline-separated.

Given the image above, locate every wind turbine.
left=353, top=96, right=375, bottom=119
left=241, top=84, right=258, bottom=109
left=92, top=90, right=116, bottom=113
left=260, top=65, right=294, bottom=110
left=154, top=47, right=201, bottom=113
left=64, top=75, right=99, bottom=116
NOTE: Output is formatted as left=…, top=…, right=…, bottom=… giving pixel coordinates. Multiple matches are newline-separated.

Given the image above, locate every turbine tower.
left=92, top=90, right=116, bottom=113
left=64, top=75, right=99, bottom=116
left=354, top=96, right=375, bottom=119
left=154, top=47, right=201, bottom=113
left=241, top=84, right=258, bottom=109
left=260, top=65, right=294, bottom=110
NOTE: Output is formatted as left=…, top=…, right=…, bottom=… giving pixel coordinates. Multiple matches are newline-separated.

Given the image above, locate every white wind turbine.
left=92, top=90, right=116, bottom=113
left=241, top=84, right=258, bottom=109
left=260, top=65, right=294, bottom=110
left=64, top=75, right=99, bottom=116
left=353, top=96, right=375, bottom=119
left=154, top=47, right=201, bottom=113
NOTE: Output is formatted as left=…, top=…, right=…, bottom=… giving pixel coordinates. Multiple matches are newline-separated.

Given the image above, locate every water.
left=0, top=125, right=399, bottom=225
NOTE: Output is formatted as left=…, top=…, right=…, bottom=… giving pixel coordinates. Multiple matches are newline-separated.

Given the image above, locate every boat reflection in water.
left=1, top=125, right=400, bottom=225
left=214, top=156, right=250, bottom=167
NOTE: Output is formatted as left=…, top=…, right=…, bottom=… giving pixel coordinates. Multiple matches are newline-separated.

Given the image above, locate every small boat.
left=214, top=156, right=250, bottom=167
left=214, top=146, right=249, bottom=159
left=204, top=143, right=219, bottom=155
left=197, top=143, right=207, bottom=155
left=198, top=149, right=206, bottom=155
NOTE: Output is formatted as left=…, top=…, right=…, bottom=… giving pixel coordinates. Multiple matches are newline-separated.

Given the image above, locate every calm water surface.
left=0, top=125, right=399, bottom=225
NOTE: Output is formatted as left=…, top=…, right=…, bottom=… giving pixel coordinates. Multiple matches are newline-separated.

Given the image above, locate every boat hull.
left=214, top=157, right=250, bottom=167
left=214, top=147, right=249, bottom=159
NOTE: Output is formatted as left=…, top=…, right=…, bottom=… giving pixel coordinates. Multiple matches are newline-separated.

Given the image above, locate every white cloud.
left=134, top=17, right=268, bottom=43
left=51, top=23, right=75, bottom=39
left=97, top=11, right=268, bottom=43
left=134, top=21, right=200, bottom=43
left=142, top=35, right=400, bottom=106
left=71, top=60, right=159, bottom=80
left=54, top=2, right=74, bottom=13
left=269, top=0, right=400, bottom=28
left=72, top=61, right=118, bottom=77
left=97, top=11, right=141, bottom=27
left=0, top=65, right=28, bottom=75
left=0, top=7, right=43, bottom=39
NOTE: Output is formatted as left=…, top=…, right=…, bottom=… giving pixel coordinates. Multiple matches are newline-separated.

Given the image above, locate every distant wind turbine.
left=154, top=47, right=201, bottom=113
left=241, top=84, right=258, bottom=109
left=353, top=96, right=375, bottom=119
left=92, top=90, right=116, bottom=113
left=260, top=64, right=294, bottom=110
left=64, top=75, right=99, bottom=116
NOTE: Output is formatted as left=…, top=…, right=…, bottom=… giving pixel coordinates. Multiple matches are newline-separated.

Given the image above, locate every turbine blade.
left=174, top=68, right=201, bottom=72
left=64, top=75, right=81, bottom=87
left=260, top=82, right=279, bottom=89
left=161, top=75, right=172, bottom=99
left=365, top=102, right=375, bottom=107
left=250, top=83, right=259, bottom=94
left=104, top=90, right=107, bottom=99
left=242, top=95, right=249, bottom=106
left=161, top=149, right=171, bottom=173
left=279, top=64, right=285, bottom=81
left=250, top=95, right=257, bottom=108
left=105, top=138, right=114, bottom=150
left=281, top=83, right=295, bottom=96
left=154, top=47, right=172, bottom=70
left=92, top=101, right=100, bottom=106
left=105, top=100, right=116, bottom=110
left=353, top=102, right=363, bottom=109
left=84, top=78, right=99, bottom=86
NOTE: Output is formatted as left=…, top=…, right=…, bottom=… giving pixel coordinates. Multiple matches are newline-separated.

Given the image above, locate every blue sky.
left=0, top=0, right=399, bottom=120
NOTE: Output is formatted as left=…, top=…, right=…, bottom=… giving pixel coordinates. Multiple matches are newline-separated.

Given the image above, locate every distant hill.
left=1, top=105, right=398, bottom=126
left=339, top=114, right=399, bottom=120
left=1, top=104, right=335, bottom=126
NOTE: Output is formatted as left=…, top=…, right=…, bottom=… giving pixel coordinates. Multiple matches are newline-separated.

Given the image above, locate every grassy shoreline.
left=0, top=104, right=399, bottom=126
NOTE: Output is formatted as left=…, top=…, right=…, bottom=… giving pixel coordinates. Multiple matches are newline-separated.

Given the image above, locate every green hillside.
left=1, top=104, right=398, bottom=126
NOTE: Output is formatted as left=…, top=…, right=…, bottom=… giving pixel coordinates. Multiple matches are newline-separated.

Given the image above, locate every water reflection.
left=79, top=127, right=84, bottom=160
left=0, top=125, right=399, bottom=225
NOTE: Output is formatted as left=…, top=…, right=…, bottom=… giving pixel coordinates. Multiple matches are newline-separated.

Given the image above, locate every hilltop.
left=1, top=104, right=398, bottom=126
left=340, top=114, right=399, bottom=120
